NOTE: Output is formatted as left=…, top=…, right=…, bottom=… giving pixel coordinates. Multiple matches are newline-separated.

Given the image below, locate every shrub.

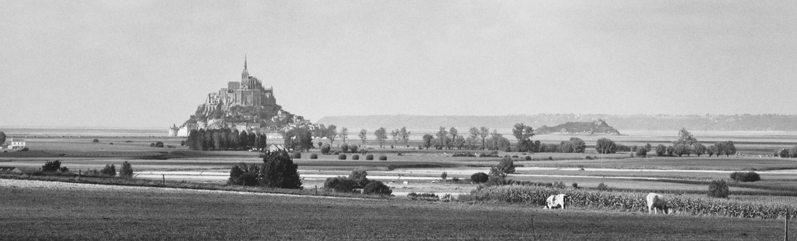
left=180, top=140, right=185, bottom=146
left=92, top=139, right=99, bottom=143
left=321, top=143, right=331, bottom=154
left=310, top=153, right=318, bottom=159
left=349, top=145, right=358, bottom=153
left=511, top=155, right=519, bottom=158
left=553, top=181, right=566, bottom=189
left=42, top=160, right=62, bottom=172
left=440, top=172, right=447, bottom=180
left=352, top=154, right=359, bottom=160
left=324, top=177, right=357, bottom=192
left=572, top=183, right=578, bottom=188
left=227, top=162, right=259, bottom=186
left=340, top=143, right=349, bottom=153
left=708, top=180, right=729, bottom=198
left=291, top=152, right=302, bottom=159
left=260, top=150, right=303, bottom=189
left=453, top=152, right=476, bottom=157
left=452, top=177, right=460, bottom=182
left=119, top=161, right=133, bottom=178
left=363, top=180, right=392, bottom=195
left=338, top=154, right=347, bottom=160
left=635, top=147, right=647, bottom=158
left=366, top=154, right=374, bottom=160
left=155, top=141, right=164, bottom=148
left=730, top=171, right=760, bottom=182
left=585, top=156, right=592, bottom=160
left=596, top=182, right=611, bottom=191
left=378, top=155, right=387, bottom=161
left=100, top=164, right=116, bottom=176
left=484, top=175, right=507, bottom=187
left=59, top=167, right=69, bottom=172
left=524, top=156, right=531, bottom=161
left=471, top=172, right=489, bottom=183
left=479, top=153, right=488, bottom=157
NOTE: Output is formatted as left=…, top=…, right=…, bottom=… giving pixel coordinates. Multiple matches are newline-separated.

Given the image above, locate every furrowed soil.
left=0, top=179, right=788, bottom=240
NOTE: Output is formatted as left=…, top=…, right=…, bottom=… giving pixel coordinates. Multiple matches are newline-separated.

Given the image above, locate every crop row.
left=465, top=185, right=797, bottom=219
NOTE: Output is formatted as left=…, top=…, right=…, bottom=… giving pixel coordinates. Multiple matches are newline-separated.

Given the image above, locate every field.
left=0, top=179, right=789, bottom=240
left=1, top=129, right=796, bottom=239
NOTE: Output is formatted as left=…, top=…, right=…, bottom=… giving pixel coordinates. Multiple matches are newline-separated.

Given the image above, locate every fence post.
left=162, top=174, right=165, bottom=185
left=315, top=185, right=317, bottom=195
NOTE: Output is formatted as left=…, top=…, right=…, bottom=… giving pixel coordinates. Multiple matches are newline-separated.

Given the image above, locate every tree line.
left=186, top=128, right=268, bottom=151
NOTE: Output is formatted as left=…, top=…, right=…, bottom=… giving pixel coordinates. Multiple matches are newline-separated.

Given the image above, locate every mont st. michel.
left=168, top=58, right=308, bottom=136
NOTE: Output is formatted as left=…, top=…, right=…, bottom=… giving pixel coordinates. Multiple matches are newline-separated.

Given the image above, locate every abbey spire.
left=241, top=55, right=249, bottom=81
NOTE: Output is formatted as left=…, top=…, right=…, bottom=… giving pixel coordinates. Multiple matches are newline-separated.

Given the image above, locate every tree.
left=362, top=181, right=391, bottom=195
left=42, top=160, right=62, bottom=172
left=453, top=136, right=466, bottom=150
left=595, top=138, right=616, bottom=154
left=390, top=129, right=400, bottom=147
left=479, top=127, right=490, bottom=149
left=674, top=144, right=689, bottom=157
left=338, top=127, right=348, bottom=143
left=228, top=162, right=260, bottom=186
left=326, top=125, right=338, bottom=145
left=0, top=131, right=5, bottom=144
left=706, top=145, right=717, bottom=157
left=259, top=150, right=302, bottom=189
left=468, top=127, right=479, bottom=149
left=791, top=145, right=797, bottom=158
left=422, top=134, right=434, bottom=149
left=399, top=127, right=411, bottom=147
left=512, top=123, right=535, bottom=151
left=119, top=161, right=134, bottom=178
left=374, top=127, right=387, bottom=148
left=491, top=157, right=515, bottom=177
left=675, top=128, right=698, bottom=145
left=692, top=143, right=706, bottom=157
left=256, top=134, right=267, bottom=150
left=449, top=127, right=458, bottom=150
left=436, top=127, right=448, bottom=149
left=239, top=130, right=249, bottom=149
left=187, top=129, right=201, bottom=150
left=440, top=172, right=447, bottom=181
left=655, top=144, right=667, bottom=156
left=358, top=129, right=367, bottom=144
left=568, top=137, right=586, bottom=153
left=635, top=147, right=647, bottom=158
left=349, top=168, right=370, bottom=188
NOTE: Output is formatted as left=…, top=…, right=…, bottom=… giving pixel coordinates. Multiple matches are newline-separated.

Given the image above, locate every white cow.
left=646, top=193, right=672, bottom=214
left=545, top=194, right=568, bottom=209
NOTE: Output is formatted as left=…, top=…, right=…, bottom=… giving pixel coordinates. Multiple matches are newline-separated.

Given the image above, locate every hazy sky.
left=2, top=1, right=796, bottom=128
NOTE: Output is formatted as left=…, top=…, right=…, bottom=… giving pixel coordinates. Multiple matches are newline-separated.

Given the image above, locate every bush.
left=59, top=167, right=69, bottom=172
left=572, top=183, right=578, bottom=188
left=635, top=147, right=647, bottom=158
left=471, top=172, right=489, bottom=183
left=596, top=182, right=611, bottom=191
left=155, top=141, right=164, bottom=148
left=338, top=154, right=347, bottom=160
left=42, top=160, right=62, bottom=172
left=180, top=140, right=185, bottom=146
left=352, top=154, right=359, bottom=160
left=119, top=161, right=133, bottom=178
left=310, top=153, right=318, bottom=159
left=227, top=162, right=259, bottom=186
left=553, top=181, right=566, bottom=189
left=349, top=169, right=370, bottom=188
left=321, top=143, right=331, bottom=154
left=260, top=150, right=303, bottom=189
left=349, top=145, right=358, bottom=153
left=92, top=139, right=99, bottom=143
left=730, top=171, right=760, bottom=182
left=100, top=164, right=116, bottom=176
left=708, top=180, right=730, bottom=198
left=379, top=155, right=387, bottom=161
left=366, top=154, right=374, bottom=160
left=340, top=143, right=349, bottom=153
left=525, top=156, right=532, bottom=161
left=440, top=172, right=447, bottom=180
left=324, top=177, right=357, bottom=192
left=363, top=180, right=392, bottom=195
left=291, top=152, right=302, bottom=159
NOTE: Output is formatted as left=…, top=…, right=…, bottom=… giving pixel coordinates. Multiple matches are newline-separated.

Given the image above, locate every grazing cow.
left=545, top=194, right=569, bottom=209
left=646, top=193, right=671, bottom=214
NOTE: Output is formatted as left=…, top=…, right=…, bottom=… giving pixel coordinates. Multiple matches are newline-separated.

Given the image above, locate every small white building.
left=9, top=138, right=25, bottom=149
left=266, top=144, right=285, bottom=152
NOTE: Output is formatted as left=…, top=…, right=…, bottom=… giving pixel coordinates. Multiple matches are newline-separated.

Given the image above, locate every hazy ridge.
left=317, top=114, right=797, bottom=131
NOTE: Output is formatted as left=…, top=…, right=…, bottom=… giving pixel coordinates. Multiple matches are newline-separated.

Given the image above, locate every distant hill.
left=535, top=119, right=620, bottom=135
left=316, top=114, right=797, bottom=131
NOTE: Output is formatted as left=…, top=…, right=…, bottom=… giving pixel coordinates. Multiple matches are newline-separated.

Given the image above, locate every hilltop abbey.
left=169, top=57, right=308, bottom=137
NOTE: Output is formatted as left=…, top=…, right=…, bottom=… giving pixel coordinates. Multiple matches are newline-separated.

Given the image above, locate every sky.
left=1, top=0, right=796, bottom=128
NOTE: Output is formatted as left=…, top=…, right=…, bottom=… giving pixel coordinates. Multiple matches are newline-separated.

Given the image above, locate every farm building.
left=9, top=138, right=25, bottom=149
left=266, top=144, right=285, bottom=152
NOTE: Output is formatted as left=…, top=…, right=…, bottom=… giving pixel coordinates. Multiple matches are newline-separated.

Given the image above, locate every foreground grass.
left=0, top=181, right=790, bottom=240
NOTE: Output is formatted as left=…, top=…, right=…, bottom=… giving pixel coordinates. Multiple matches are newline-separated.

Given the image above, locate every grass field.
left=0, top=180, right=791, bottom=240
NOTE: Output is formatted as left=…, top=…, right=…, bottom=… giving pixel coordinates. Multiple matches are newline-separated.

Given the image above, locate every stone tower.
left=241, top=55, right=250, bottom=88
